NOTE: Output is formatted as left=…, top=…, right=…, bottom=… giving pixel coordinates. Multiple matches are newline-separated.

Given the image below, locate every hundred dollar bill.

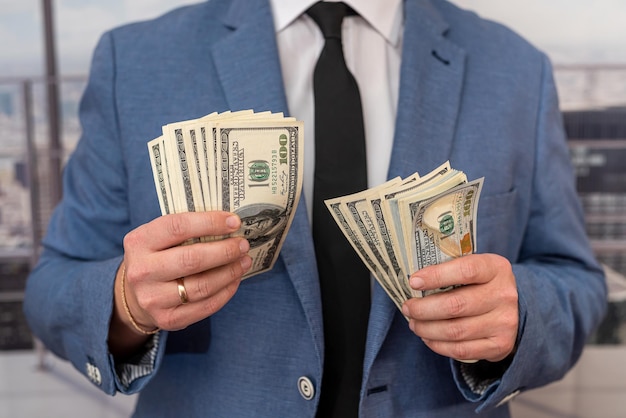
left=327, top=178, right=407, bottom=306
left=394, top=168, right=467, bottom=297
left=161, top=119, right=207, bottom=213
left=208, top=111, right=287, bottom=209
left=148, top=110, right=303, bottom=280
left=215, top=120, right=303, bottom=278
left=408, top=178, right=484, bottom=296
left=364, top=171, right=422, bottom=300
left=152, top=110, right=277, bottom=213
left=380, top=161, right=454, bottom=277
left=325, top=198, right=404, bottom=310
left=196, top=124, right=212, bottom=209
left=344, top=179, right=412, bottom=303
left=325, top=161, right=484, bottom=314
left=147, top=136, right=173, bottom=215
left=369, top=194, right=413, bottom=301
left=396, top=170, right=468, bottom=274
left=203, top=111, right=249, bottom=209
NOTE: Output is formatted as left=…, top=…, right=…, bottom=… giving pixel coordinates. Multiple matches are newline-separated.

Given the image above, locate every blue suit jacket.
left=24, top=0, right=607, bottom=416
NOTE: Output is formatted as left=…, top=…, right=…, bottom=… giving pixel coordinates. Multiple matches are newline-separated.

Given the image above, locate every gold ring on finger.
left=177, top=277, right=189, bottom=305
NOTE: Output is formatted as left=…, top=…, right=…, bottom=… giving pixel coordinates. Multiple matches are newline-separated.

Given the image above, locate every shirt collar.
left=269, top=0, right=403, bottom=47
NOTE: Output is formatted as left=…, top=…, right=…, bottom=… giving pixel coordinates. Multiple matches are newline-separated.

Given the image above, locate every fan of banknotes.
left=147, top=110, right=304, bottom=279
left=325, top=162, right=483, bottom=311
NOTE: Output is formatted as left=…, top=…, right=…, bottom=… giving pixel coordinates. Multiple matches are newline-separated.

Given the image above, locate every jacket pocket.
left=476, top=188, right=519, bottom=256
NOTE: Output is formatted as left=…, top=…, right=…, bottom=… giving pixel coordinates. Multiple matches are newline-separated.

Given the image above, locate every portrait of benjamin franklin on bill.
left=238, top=205, right=288, bottom=248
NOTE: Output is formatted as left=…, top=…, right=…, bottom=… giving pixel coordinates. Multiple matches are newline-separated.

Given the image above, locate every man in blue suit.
left=24, top=0, right=607, bottom=417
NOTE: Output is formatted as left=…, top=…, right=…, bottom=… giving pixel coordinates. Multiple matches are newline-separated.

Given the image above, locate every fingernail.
left=239, top=239, right=250, bottom=253
left=226, top=215, right=240, bottom=229
left=410, top=276, right=425, bottom=290
left=240, top=255, right=252, bottom=270
left=402, top=304, right=410, bottom=317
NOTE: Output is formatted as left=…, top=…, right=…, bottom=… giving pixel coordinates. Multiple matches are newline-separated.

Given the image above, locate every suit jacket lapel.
left=389, top=0, right=466, bottom=180
left=364, top=0, right=467, bottom=376
left=210, top=0, right=468, bottom=381
left=211, top=0, right=288, bottom=114
left=211, top=0, right=324, bottom=365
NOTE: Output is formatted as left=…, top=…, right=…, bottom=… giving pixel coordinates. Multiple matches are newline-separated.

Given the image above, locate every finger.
left=408, top=254, right=503, bottom=292
left=126, top=211, right=241, bottom=252
left=134, top=236, right=250, bottom=284
left=408, top=307, right=517, bottom=342
left=407, top=305, right=518, bottom=362
left=154, top=272, right=243, bottom=331
left=131, top=255, right=251, bottom=330
left=164, top=255, right=252, bottom=307
left=409, top=314, right=485, bottom=343
left=420, top=332, right=516, bottom=363
left=402, top=286, right=486, bottom=321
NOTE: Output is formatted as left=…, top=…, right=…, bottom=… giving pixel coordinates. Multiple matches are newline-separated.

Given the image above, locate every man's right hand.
left=109, top=211, right=251, bottom=357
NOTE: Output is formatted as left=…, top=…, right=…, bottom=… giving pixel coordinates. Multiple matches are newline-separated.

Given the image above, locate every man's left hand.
left=402, top=253, right=518, bottom=363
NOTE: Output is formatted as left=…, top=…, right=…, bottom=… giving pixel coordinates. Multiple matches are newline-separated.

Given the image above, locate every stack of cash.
left=325, top=162, right=483, bottom=310
left=147, top=110, right=304, bottom=279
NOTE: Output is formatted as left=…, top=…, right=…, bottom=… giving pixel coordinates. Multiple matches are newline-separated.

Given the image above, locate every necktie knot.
left=307, top=2, right=354, bottom=40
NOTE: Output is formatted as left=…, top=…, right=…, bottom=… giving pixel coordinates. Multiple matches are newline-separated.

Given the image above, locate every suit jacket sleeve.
left=23, top=31, right=167, bottom=396
left=451, top=54, right=607, bottom=412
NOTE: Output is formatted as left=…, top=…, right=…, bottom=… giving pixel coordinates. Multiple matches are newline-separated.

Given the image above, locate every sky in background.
left=1, top=0, right=626, bottom=77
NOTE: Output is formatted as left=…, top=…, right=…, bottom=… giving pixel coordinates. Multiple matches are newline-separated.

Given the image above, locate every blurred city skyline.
left=0, top=0, right=625, bottom=78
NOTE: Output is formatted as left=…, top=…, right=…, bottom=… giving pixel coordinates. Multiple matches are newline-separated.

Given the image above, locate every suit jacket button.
left=298, top=376, right=315, bottom=400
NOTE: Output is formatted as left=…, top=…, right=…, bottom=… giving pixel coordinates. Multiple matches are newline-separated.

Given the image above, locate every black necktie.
left=308, top=2, right=370, bottom=417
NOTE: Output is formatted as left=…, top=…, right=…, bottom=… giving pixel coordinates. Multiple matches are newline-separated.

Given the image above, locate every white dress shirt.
left=270, top=0, right=403, bottom=221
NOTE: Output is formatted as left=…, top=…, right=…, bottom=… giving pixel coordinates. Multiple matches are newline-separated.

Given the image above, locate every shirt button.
left=298, top=376, right=315, bottom=400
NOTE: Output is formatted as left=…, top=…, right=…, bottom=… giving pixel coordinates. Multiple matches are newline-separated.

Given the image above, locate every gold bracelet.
left=120, top=263, right=160, bottom=335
